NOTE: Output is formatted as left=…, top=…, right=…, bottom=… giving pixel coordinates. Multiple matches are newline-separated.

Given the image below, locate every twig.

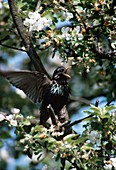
left=67, top=114, right=93, bottom=128
left=95, top=100, right=99, bottom=107
left=0, top=43, right=27, bottom=52
left=0, top=35, right=26, bottom=52
left=66, top=100, right=97, bottom=128
left=70, top=95, right=91, bottom=105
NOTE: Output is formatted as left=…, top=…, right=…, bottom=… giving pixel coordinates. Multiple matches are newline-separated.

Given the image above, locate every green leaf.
left=81, top=144, right=94, bottom=151
left=63, top=134, right=78, bottom=142
left=42, top=8, right=53, bottom=17
left=100, top=113, right=110, bottom=119
left=47, top=137, right=57, bottom=143
left=83, top=110, right=94, bottom=115
left=90, top=104, right=101, bottom=115
left=105, top=105, right=116, bottom=112
left=23, top=119, right=31, bottom=126
left=74, top=137, right=86, bottom=145
left=31, top=125, right=44, bottom=134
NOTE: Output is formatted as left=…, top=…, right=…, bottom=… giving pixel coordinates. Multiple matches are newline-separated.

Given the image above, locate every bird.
left=0, top=66, right=71, bottom=125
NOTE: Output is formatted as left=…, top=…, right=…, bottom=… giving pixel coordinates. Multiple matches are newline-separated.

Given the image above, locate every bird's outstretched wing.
left=0, top=70, right=51, bottom=103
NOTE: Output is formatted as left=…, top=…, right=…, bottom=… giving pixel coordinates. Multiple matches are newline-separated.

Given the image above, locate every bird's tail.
left=39, top=106, right=49, bottom=125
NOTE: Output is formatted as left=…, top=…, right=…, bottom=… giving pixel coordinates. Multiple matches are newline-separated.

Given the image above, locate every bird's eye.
left=60, top=68, right=65, bottom=72
left=56, top=67, right=65, bottom=73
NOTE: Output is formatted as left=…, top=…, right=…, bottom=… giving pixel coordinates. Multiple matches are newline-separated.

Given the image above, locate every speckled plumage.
left=0, top=66, right=71, bottom=125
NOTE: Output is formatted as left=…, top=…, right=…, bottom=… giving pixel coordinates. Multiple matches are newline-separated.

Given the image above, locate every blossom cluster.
left=23, top=11, right=52, bottom=32
left=0, top=104, right=116, bottom=169
left=0, top=108, right=20, bottom=126
left=23, top=10, right=83, bottom=42
left=0, top=113, right=17, bottom=126
left=62, top=10, right=73, bottom=21
left=61, top=26, right=83, bottom=41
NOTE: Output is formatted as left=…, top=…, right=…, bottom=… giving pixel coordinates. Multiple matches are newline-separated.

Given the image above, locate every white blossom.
left=0, top=114, right=5, bottom=121
left=5, top=113, right=18, bottom=126
left=89, top=130, right=101, bottom=146
left=74, top=26, right=80, bottom=33
left=11, top=108, right=20, bottom=114
left=73, top=26, right=83, bottom=40
left=111, top=41, right=116, bottom=50
left=59, top=0, right=65, bottom=3
left=61, top=27, right=71, bottom=40
left=23, top=18, right=34, bottom=27
left=6, top=114, right=13, bottom=121
left=10, top=120, right=17, bottom=126
left=62, top=10, right=73, bottom=21
left=110, top=158, right=116, bottom=168
left=28, top=11, right=41, bottom=20
left=78, top=33, right=84, bottom=40
left=104, top=157, right=116, bottom=169
left=23, top=11, right=52, bottom=32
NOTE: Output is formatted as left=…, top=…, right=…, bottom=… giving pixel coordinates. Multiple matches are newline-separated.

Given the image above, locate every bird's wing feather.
left=0, top=70, right=51, bottom=103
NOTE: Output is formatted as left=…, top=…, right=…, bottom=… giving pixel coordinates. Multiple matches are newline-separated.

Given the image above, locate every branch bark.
left=67, top=114, right=93, bottom=128
left=8, top=0, right=49, bottom=77
left=0, top=42, right=27, bottom=52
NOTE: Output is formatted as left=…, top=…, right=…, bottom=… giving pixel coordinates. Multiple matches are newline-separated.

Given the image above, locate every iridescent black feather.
left=0, top=66, right=71, bottom=125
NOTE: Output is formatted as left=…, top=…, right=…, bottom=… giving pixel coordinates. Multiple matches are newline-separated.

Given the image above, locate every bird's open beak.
left=63, top=66, right=71, bottom=78
left=63, top=73, right=71, bottom=78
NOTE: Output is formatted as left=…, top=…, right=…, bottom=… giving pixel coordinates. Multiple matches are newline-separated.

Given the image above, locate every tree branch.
left=70, top=95, right=91, bottom=105
left=67, top=114, right=93, bottom=128
left=0, top=42, right=27, bottom=52
left=8, top=0, right=49, bottom=77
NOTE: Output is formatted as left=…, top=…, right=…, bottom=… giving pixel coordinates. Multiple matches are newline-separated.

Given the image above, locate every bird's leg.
left=47, top=104, right=58, bottom=125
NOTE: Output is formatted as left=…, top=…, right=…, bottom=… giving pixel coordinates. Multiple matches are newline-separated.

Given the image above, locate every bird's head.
left=52, top=66, right=71, bottom=84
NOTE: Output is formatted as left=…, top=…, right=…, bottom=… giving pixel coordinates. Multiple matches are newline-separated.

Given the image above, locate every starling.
left=0, top=66, right=71, bottom=125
